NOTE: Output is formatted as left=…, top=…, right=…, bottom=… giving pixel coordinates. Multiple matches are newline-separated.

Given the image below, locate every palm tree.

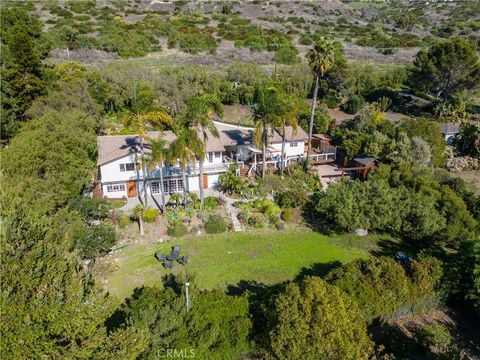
left=169, top=127, right=203, bottom=209
left=306, top=39, right=335, bottom=166
left=130, top=204, right=145, bottom=236
left=271, top=93, right=300, bottom=176
left=123, top=107, right=173, bottom=207
left=183, top=94, right=224, bottom=207
left=146, top=137, right=171, bottom=212
left=253, top=85, right=280, bottom=179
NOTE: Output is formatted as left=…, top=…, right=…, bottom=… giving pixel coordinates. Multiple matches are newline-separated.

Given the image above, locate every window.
left=208, top=152, right=213, bottom=163
left=215, top=152, right=221, bottom=159
left=290, top=142, right=298, bottom=147
left=119, top=163, right=135, bottom=172
left=151, top=181, right=160, bottom=194
left=106, top=184, right=126, bottom=192
left=162, top=179, right=183, bottom=193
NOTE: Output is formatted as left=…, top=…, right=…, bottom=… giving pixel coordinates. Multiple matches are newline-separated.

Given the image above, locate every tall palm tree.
left=123, top=107, right=173, bottom=207
left=183, top=94, right=224, bottom=207
left=169, top=127, right=203, bottom=209
left=146, top=137, right=171, bottom=212
left=253, top=85, right=280, bottom=179
left=271, top=93, right=300, bottom=176
left=306, top=39, right=335, bottom=166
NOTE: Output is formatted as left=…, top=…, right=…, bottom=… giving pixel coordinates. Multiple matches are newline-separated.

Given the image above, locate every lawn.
left=103, top=228, right=396, bottom=300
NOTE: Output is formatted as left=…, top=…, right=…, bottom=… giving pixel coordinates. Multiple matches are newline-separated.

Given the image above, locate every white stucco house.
left=96, top=123, right=335, bottom=202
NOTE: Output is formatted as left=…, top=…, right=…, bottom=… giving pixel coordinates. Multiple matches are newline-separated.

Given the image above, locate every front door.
left=127, top=180, right=137, bottom=198
left=203, top=174, right=208, bottom=189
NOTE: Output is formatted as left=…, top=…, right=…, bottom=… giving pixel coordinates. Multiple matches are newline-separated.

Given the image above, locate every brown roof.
left=274, top=126, right=308, bottom=142
left=439, top=123, right=460, bottom=134
left=97, top=130, right=224, bottom=165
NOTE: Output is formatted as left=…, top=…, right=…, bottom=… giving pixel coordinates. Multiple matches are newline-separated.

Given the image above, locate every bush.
left=143, top=207, right=159, bottom=223
left=274, top=188, right=308, bottom=208
left=342, top=95, right=365, bottom=114
left=75, top=224, right=116, bottom=259
left=167, top=223, right=189, bottom=237
left=117, top=214, right=131, bottom=228
left=204, top=215, right=228, bottom=234
left=281, top=208, right=293, bottom=222
left=418, top=325, right=453, bottom=352
left=69, top=197, right=110, bottom=221
left=204, top=196, right=219, bottom=211
left=326, top=256, right=444, bottom=321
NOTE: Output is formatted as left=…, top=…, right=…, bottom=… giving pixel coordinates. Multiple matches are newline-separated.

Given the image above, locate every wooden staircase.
left=239, top=163, right=254, bottom=177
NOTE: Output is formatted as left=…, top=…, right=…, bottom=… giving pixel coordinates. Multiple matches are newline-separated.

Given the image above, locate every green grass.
left=104, top=228, right=396, bottom=300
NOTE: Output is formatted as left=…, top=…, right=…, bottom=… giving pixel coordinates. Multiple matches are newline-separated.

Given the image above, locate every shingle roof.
left=274, top=126, right=308, bottom=142
left=219, top=126, right=308, bottom=146
left=97, top=130, right=224, bottom=165
left=439, top=122, right=460, bottom=134
left=354, top=156, right=376, bottom=166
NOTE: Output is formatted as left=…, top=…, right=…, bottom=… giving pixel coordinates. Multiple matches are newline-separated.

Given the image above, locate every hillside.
left=5, top=0, right=480, bottom=65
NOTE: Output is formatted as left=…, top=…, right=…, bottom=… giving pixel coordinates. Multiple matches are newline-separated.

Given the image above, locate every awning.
left=246, top=146, right=262, bottom=154
left=267, top=146, right=281, bottom=153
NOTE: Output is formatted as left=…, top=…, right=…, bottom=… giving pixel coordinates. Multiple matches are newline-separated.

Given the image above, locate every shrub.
left=418, top=325, right=453, bottom=352
left=204, top=215, right=228, bottom=234
left=248, top=214, right=264, bottom=228
left=75, top=224, right=116, bottom=259
left=69, top=196, right=110, bottom=221
left=342, top=95, right=365, bottom=114
left=143, top=207, right=159, bottom=223
left=260, top=277, right=374, bottom=359
left=117, top=214, right=131, bottom=228
left=167, top=223, right=188, bottom=237
left=281, top=208, right=293, bottom=222
left=274, top=188, right=308, bottom=208
left=204, top=196, right=219, bottom=211
left=326, top=256, right=444, bottom=321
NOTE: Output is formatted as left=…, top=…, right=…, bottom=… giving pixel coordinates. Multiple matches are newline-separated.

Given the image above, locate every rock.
left=353, top=229, right=368, bottom=236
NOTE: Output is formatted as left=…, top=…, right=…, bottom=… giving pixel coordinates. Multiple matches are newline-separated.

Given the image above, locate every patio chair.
left=173, top=245, right=180, bottom=253
left=155, top=253, right=166, bottom=262
left=177, top=255, right=188, bottom=265
left=163, top=260, right=173, bottom=269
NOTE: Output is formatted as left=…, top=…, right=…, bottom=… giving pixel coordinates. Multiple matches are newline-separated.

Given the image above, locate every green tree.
left=326, top=256, right=443, bottom=320
left=409, top=38, right=480, bottom=101
left=0, top=207, right=147, bottom=359
left=147, top=137, right=172, bottom=212
left=306, top=39, right=335, bottom=165
left=183, top=94, right=224, bottom=207
left=253, top=85, right=281, bottom=179
left=130, top=204, right=146, bottom=236
left=1, top=17, right=46, bottom=141
left=122, top=284, right=251, bottom=359
left=263, top=277, right=373, bottom=360
left=2, top=110, right=98, bottom=216
left=270, top=92, right=300, bottom=176
left=122, top=87, right=173, bottom=207
left=169, top=127, right=204, bottom=209
left=454, top=122, right=480, bottom=158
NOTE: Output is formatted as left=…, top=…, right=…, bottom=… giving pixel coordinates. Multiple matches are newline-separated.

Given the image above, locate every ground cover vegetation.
left=1, top=3, right=480, bottom=359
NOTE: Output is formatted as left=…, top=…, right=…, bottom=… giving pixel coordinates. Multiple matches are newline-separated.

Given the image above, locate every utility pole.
left=185, top=282, right=190, bottom=311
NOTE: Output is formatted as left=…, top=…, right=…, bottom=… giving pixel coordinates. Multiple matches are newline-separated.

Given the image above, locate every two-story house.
left=97, top=130, right=228, bottom=200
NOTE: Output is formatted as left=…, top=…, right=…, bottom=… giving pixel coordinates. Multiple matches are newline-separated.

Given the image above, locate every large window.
left=120, top=163, right=135, bottom=172
left=215, top=152, right=221, bottom=159
left=290, top=142, right=298, bottom=147
left=106, top=184, right=126, bottom=192
left=151, top=179, right=183, bottom=194
left=208, top=152, right=214, bottom=163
